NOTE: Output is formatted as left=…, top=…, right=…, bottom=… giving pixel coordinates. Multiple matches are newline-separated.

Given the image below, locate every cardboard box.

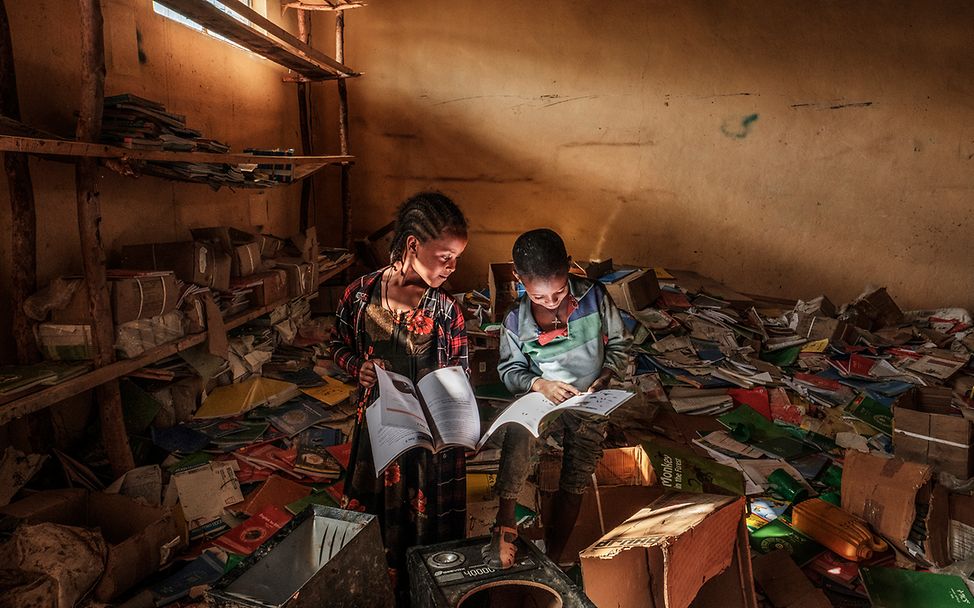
left=894, top=387, right=973, bottom=479
left=112, top=274, right=181, bottom=324
left=597, top=445, right=657, bottom=486
left=843, top=287, right=904, bottom=330
left=582, top=258, right=613, bottom=280
left=52, top=273, right=180, bottom=325
left=276, top=259, right=317, bottom=297
left=603, top=268, right=661, bottom=313
left=231, top=269, right=288, bottom=308
left=537, top=445, right=656, bottom=491
left=120, top=241, right=216, bottom=287
left=841, top=450, right=950, bottom=566
left=580, top=493, right=756, bottom=608
left=232, top=242, right=263, bottom=277
left=488, top=262, right=518, bottom=322
left=948, top=492, right=974, bottom=562
left=257, top=233, right=286, bottom=258
left=541, top=484, right=665, bottom=564
left=190, top=227, right=263, bottom=278
left=469, top=347, right=500, bottom=387
left=354, top=221, right=394, bottom=268
left=0, top=489, right=188, bottom=601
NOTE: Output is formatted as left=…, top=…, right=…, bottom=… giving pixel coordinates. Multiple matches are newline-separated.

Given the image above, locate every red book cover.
left=326, top=442, right=353, bottom=470
left=213, top=504, right=292, bottom=555
left=727, top=388, right=771, bottom=421
left=793, top=372, right=842, bottom=391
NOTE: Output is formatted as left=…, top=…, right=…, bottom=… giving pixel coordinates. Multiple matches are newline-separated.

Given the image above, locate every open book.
left=366, top=366, right=634, bottom=475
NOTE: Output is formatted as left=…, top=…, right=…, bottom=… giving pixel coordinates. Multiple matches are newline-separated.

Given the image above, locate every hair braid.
left=389, top=192, right=468, bottom=265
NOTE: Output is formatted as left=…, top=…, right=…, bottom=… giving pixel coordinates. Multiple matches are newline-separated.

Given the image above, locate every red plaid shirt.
left=332, top=270, right=469, bottom=411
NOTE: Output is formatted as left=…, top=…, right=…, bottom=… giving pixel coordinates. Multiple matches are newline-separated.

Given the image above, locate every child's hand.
left=532, top=378, right=580, bottom=404
left=359, top=359, right=386, bottom=388
left=586, top=369, right=613, bottom=392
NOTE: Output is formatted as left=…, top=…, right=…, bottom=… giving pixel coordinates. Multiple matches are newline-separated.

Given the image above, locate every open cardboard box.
left=603, top=268, right=661, bottom=314
left=0, top=489, right=188, bottom=601
left=544, top=484, right=665, bottom=565
left=894, top=386, right=973, bottom=479
left=841, top=450, right=950, bottom=567
left=580, top=493, right=755, bottom=608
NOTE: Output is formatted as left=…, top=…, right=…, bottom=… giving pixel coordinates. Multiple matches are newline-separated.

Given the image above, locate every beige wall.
left=0, top=0, right=311, bottom=362
left=335, top=1, right=974, bottom=310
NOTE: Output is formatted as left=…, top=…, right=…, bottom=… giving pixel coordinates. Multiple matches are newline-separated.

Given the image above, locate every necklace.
left=551, top=315, right=563, bottom=328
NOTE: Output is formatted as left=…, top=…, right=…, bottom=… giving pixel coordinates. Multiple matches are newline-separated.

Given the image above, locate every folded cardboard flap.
left=0, top=489, right=188, bottom=601
left=841, top=450, right=950, bottom=566
left=580, top=493, right=753, bottom=608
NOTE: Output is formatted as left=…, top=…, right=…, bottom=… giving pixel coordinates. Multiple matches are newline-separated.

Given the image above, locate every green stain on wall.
left=721, top=113, right=760, bottom=139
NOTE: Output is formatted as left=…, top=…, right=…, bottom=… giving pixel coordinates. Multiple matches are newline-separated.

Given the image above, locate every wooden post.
left=336, top=11, right=351, bottom=250
left=296, top=9, right=314, bottom=231
left=0, top=0, right=39, bottom=365
left=77, top=0, right=134, bottom=475
left=1, top=0, right=40, bottom=452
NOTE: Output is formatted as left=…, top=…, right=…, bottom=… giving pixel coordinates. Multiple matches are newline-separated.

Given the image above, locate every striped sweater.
left=497, top=275, right=631, bottom=395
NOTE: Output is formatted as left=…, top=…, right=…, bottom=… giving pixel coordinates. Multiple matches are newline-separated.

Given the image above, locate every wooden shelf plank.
left=284, top=1, right=367, bottom=12
left=0, top=135, right=354, bottom=165
left=155, top=0, right=359, bottom=80
left=0, top=257, right=355, bottom=425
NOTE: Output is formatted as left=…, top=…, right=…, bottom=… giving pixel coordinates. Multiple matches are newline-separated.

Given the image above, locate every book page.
left=365, top=402, right=434, bottom=476
left=476, top=389, right=634, bottom=449
left=416, top=366, right=482, bottom=450
left=375, top=366, right=431, bottom=432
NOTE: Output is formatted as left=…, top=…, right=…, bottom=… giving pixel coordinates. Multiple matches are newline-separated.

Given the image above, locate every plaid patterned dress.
left=332, top=269, right=468, bottom=597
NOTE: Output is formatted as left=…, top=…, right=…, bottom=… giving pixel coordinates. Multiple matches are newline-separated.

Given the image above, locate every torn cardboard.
left=580, top=493, right=755, bottom=608
left=841, top=450, right=950, bottom=566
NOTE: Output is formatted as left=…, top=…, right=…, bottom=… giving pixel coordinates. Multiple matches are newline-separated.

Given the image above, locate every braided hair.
left=512, top=228, right=570, bottom=279
left=389, top=192, right=468, bottom=265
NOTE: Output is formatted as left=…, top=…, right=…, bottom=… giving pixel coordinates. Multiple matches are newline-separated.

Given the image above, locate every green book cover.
left=845, top=394, right=893, bottom=435
left=749, top=518, right=824, bottom=566
left=861, top=567, right=974, bottom=607
left=718, top=405, right=811, bottom=460
left=641, top=440, right=745, bottom=495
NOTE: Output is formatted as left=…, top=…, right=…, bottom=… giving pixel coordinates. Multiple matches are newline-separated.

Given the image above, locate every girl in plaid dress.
left=332, top=192, right=469, bottom=602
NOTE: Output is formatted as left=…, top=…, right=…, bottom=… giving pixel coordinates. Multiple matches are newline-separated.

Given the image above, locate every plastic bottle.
left=790, top=498, right=888, bottom=561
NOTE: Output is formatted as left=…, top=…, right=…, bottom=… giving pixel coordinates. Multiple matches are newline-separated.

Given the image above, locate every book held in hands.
left=367, top=366, right=634, bottom=475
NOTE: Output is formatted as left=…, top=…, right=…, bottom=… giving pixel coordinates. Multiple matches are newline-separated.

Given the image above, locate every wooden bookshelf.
left=0, top=135, right=353, bottom=187
left=154, top=0, right=359, bottom=80
left=0, top=256, right=355, bottom=426
left=0, top=135, right=353, bottom=166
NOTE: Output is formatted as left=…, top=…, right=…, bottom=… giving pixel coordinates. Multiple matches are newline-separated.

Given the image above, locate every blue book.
left=151, top=551, right=225, bottom=606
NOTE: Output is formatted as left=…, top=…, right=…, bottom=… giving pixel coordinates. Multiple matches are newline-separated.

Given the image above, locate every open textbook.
left=367, top=366, right=634, bottom=475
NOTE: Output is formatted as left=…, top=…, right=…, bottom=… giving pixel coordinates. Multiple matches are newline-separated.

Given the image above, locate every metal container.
left=208, top=505, right=394, bottom=607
